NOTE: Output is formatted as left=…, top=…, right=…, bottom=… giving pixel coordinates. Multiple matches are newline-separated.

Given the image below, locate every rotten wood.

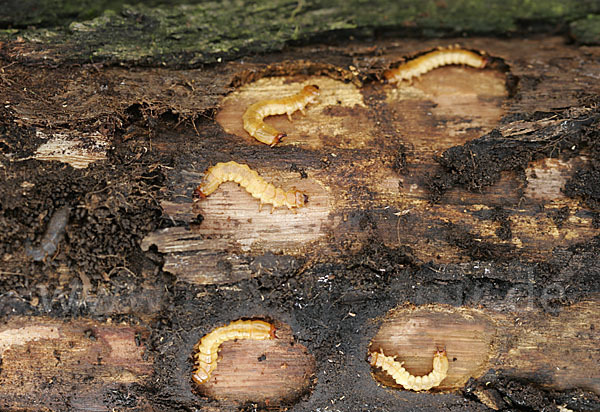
left=369, top=297, right=600, bottom=395
left=1, top=32, right=599, bottom=412
left=195, top=321, right=315, bottom=404
left=0, top=317, right=152, bottom=411
left=134, top=37, right=600, bottom=285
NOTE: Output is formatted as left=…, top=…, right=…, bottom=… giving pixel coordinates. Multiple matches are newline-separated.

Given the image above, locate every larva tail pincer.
left=242, top=84, right=320, bottom=146
left=194, top=161, right=308, bottom=212
left=369, top=348, right=449, bottom=391
left=384, top=47, right=488, bottom=84
left=192, top=319, right=276, bottom=385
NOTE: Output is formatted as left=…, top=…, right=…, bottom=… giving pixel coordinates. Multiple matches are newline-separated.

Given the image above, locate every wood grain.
left=369, top=305, right=496, bottom=391
left=195, top=322, right=315, bottom=404
left=141, top=37, right=600, bottom=284
left=0, top=317, right=152, bottom=411
left=369, top=297, right=600, bottom=394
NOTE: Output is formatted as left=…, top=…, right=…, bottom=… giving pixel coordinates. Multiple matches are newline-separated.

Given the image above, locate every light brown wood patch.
left=195, top=321, right=315, bottom=404
left=217, top=76, right=373, bottom=149
left=0, top=317, right=152, bottom=410
left=369, top=305, right=496, bottom=390
left=492, top=299, right=600, bottom=395
left=142, top=169, right=330, bottom=284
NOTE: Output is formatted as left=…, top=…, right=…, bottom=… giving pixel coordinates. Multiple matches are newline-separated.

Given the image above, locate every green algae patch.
left=1, top=0, right=600, bottom=66
left=570, top=14, right=600, bottom=44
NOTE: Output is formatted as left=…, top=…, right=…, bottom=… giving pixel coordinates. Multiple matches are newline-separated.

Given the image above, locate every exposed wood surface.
left=2, top=299, right=597, bottom=410
left=217, top=77, right=370, bottom=150
left=1, top=34, right=599, bottom=411
left=496, top=299, right=600, bottom=394
left=0, top=317, right=152, bottom=411
left=34, top=130, right=108, bottom=169
left=369, top=298, right=600, bottom=395
left=196, top=321, right=315, bottom=403
left=0, top=317, right=314, bottom=410
left=369, top=306, right=496, bottom=391
left=138, top=37, right=600, bottom=285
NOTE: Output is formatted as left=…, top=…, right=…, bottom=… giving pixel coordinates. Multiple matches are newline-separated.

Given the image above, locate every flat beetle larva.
left=25, top=205, right=70, bottom=262
left=242, top=84, right=320, bottom=146
left=192, top=319, right=276, bottom=385
left=193, top=161, right=308, bottom=212
left=384, top=47, right=488, bottom=84
left=369, top=348, right=449, bottom=391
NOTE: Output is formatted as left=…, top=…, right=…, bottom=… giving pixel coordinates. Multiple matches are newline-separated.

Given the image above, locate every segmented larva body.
left=384, top=48, right=487, bottom=84
left=369, top=349, right=449, bottom=391
left=242, top=84, right=320, bottom=146
left=193, top=319, right=276, bottom=385
left=193, top=161, right=308, bottom=212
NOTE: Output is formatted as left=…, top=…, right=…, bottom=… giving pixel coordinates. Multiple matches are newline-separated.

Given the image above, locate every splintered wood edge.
left=369, top=305, right=497, bottom=391
left=141, top=171, right=332, bottom=284
left=193, top=320, right=315, bottom=404
left=34, top=129, right=109, bottom=169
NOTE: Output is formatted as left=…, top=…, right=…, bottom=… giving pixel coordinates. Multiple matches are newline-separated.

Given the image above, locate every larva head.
left=287, top=190, right=307, bottom=209
left=302, top=85, right=320, bottom=102
left=479, top=56, right=489, bottom=69
left=193, top=185, right=207, bottom=199
left=433, top=349, right=449, bottom=372
left=382, top=69, right=395, bottom=83
left=367, top=351, right=377, bottom=366
left=192, top=368, right=210, bottom=385
left=271, top=132, right=286, bottom=146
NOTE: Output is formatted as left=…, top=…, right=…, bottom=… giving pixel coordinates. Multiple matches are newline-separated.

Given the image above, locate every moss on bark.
left=570, top=14, right=600, bottom=44
left=1, top=0, right=600, bottom=66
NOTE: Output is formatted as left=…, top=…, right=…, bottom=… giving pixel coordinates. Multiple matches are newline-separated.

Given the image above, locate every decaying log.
left=0, top=317, right=152, bottom=411
left=135, top=37, right=600, bottom=285
left=1, top=9, right=600, bottom=410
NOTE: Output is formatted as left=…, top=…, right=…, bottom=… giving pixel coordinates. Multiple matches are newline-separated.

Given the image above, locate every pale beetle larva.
left=369, top=348, right=449, bottom=391
left=384, top=47, right=488, bottom=84
left=242, top=84, right=320, bottom=146
left=192, top=319, right=276, bottom=385
left=194, top=161, right=308, bottom=212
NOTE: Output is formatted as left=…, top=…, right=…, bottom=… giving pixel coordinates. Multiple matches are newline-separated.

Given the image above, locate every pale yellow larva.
left=369, top=348, right=449, bottom=391
left=193, top=161, right=308, bottom=212
left=242, top=84, right=320, bottom=146
left=384, top=47, right=487, bottom=84
left=192, top=319, right=276, bottom=385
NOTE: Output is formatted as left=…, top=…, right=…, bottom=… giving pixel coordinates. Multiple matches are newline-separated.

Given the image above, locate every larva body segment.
left=194, top=161, right=308, bottom=211
left=384, top=48, right=487, bottom=84
left=369, top=349, right=449, bottom=391
left=193, top=319, right=276, bottom=385
left=242, top=85, right=320, bottom=146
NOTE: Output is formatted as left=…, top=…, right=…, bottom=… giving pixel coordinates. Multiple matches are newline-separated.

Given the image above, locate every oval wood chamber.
left=369, top=305, right=497, bottom=391
left=193, top=319, right=315, bottom=405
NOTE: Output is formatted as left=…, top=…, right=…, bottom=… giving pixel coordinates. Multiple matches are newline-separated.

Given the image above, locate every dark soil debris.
left=427, top=99, right=600, bottom=202
left=563, top=165, right=600, bottom=210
